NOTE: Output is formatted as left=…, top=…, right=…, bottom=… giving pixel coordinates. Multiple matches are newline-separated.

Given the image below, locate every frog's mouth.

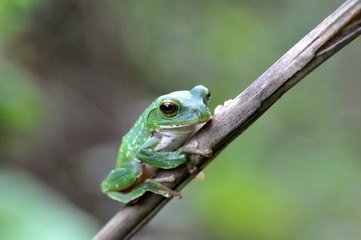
left=159, top=123, right=200, bottom=129
left=159, top=116, right=211, bottom=130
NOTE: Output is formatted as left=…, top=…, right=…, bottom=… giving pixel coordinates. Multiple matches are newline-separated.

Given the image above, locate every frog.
left=101, top=85, right=212, bottom=203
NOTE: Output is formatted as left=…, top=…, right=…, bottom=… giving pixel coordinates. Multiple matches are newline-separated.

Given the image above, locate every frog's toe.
left=198, top=148, right=212, bottom=157
left=153, top=175, right=176, bottom=183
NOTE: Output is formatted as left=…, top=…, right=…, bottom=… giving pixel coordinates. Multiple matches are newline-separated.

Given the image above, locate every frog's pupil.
left=162, top=102, right=173, bottom=112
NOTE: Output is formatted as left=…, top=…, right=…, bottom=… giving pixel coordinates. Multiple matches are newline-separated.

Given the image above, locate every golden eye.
left=159, top=100, right=178, bottom=117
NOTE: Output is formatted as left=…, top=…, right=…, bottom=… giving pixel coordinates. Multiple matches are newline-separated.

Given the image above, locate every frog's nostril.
left=191, top=108, right=200, bottom=118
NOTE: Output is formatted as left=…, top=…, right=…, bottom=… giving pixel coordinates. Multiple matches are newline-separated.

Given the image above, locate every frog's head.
left=147, top=85, right=212, bottom=130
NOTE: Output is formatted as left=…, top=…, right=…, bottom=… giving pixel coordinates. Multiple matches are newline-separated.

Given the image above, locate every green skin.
left=101, top=85, right=212, bottom=203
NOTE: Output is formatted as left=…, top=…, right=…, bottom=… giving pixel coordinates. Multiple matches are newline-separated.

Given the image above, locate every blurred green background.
left=1, top=0, right=361, bottom=239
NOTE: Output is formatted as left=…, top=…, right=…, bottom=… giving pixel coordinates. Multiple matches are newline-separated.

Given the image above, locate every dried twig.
left=94, top=0, right=361, bottom=239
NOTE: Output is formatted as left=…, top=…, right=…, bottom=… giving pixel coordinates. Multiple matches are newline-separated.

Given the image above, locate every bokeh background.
left=1, top=0, right=361, bottom=239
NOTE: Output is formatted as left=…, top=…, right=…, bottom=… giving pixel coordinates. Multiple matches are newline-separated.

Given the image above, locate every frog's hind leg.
left=107, top=179, right=182, bottom=203
left=102, top=160, right=182, bottom=203
left=142, top=178, right=182, bottom=199
left=106, top=188, right=145, bottom=203
left=101, top=161, right=142, bottom=202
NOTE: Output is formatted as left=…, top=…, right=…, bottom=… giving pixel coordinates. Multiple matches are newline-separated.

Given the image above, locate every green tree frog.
left=101, top=85, right=212, bottom=203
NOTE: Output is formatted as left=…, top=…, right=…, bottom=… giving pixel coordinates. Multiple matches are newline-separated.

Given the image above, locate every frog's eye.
left=159, top=100, right=179, bottom=117
left=204, top=89, right=211, bottom=103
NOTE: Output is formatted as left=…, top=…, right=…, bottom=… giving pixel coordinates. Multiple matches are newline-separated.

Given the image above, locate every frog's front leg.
left=138, top=137, right=212, bottom=172
left=136, top=137, right=188, bottom=169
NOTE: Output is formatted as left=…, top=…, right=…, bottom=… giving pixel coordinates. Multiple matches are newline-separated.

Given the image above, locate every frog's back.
left=116, top=107, right=152, bottom=167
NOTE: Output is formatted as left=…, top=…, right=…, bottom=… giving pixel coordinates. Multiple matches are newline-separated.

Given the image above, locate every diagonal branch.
left=94, top=0, right=361, bottom=239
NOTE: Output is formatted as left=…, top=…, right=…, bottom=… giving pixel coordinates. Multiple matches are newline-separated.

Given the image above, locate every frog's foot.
left=214, top=99, right=234, bottom=115
left=180, top=142, right=212, bottom=174
left=144, top=179, right=182, bottom=199
left=180, top=141, right=212, bottom=158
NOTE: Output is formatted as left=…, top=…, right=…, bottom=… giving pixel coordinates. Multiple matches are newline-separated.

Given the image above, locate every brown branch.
left=94, top=0, right=361, bottom=239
